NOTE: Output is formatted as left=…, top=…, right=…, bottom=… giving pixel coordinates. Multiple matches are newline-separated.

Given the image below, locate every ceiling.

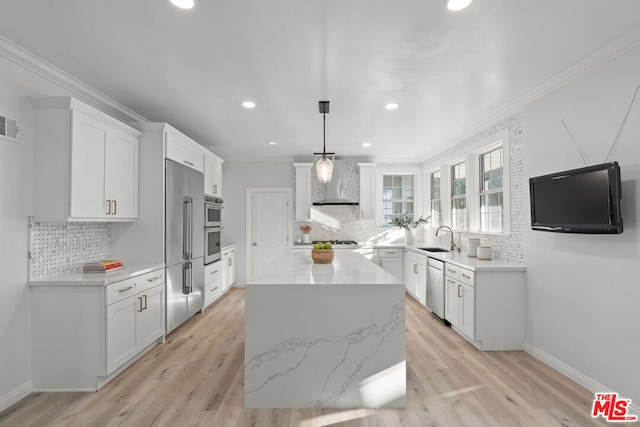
left=1, top=0, right=640, bottom=162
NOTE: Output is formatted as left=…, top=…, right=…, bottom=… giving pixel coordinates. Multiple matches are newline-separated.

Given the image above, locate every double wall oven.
left=204, top=195, right=222, bottom=265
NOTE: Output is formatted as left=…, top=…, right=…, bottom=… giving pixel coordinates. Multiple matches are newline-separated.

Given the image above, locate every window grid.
left=480, top=147, right=504, bottom=233
left=430, top=171, right=441, bottom=227
left=451, top=162, right=466, bottom=230
left=383, top=175, right=414, bottom=227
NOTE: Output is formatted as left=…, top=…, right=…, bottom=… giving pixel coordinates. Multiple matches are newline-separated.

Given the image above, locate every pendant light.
left=314, top=101, right=335, bottom=183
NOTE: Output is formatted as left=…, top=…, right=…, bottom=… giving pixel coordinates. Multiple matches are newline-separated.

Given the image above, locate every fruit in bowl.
left=311, top=242, right=335, bottom=264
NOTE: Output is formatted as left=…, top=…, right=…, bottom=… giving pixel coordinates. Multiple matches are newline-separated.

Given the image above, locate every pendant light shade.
left=316, top=156, right=333, bottom=183
left=447, top=0, right=472, bottom=11
left=314, top=101, right=335, bottom=183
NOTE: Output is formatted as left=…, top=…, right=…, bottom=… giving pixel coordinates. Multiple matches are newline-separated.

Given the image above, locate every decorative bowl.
left=311, top=249, right=334, bottom=264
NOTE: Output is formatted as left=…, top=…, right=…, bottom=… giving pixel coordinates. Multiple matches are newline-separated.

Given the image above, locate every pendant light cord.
left=323, top=112, right=326, bottom=157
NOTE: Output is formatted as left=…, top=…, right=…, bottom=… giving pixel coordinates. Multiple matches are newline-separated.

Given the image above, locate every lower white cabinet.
left=444, top=262, right=525, bottom=350
left=403, top=249, right=427, bottom=305
left=222, top=245, right=236, bottom=290
left=30, top=267, right=166, bottom=391
left=106, top=282, right=164, bottom=374
left=373, top=248, right=403, bottom=280
left=203, top=261, right=223, bottom=309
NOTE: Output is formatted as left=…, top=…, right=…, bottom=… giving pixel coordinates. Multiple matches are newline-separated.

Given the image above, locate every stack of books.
left=82, top=260, right=124, bottom=273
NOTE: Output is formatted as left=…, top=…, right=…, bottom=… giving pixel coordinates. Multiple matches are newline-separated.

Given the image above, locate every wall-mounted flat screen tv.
left=529, top=162, right=623, bottom=234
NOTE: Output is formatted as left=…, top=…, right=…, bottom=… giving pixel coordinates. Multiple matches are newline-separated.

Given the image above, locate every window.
left=383, top=175, right=414, bottom=227
left=451, top=162, right=466, bottom=230
left=479, top=147, right=504, bottom=232
left=430, top=171, right=441, bottom=227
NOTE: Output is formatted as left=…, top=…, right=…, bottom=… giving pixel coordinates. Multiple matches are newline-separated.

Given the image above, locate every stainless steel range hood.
left=313, top=160, right=359, bottom=205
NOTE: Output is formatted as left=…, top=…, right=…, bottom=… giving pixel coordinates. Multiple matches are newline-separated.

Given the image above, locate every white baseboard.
left=0, top=381, right=33, bottom=413
left=523, top=343, right=639, bottom=417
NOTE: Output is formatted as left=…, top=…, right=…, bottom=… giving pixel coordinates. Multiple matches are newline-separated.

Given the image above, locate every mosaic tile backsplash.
left=29, top=220, right=111, bottom=279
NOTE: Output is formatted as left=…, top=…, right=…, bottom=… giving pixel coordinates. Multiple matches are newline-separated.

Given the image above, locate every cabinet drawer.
left=459, top=268, right=475, bottom=286
left=378, top=248, right=403, bottom=258
left=205, top=261, right=222, bottom=285
left=445, top=263, right=460, bottom=280
left=404, top=249, right=427, bottom=266
left=106, top=269, right=165, bottom=306
left=204, top=275, right=223, bottom=307
left=222, top=246, right=236, bottom=258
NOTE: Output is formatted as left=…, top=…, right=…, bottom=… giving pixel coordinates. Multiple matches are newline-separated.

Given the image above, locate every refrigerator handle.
left=182, top=262, right=191, bottom=294
left=183, top=197, right=193, bottom=260
left=189, top=262, right=194, bottom=293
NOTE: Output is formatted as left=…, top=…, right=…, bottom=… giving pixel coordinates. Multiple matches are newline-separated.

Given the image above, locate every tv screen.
left=529, top=162, right=623, bottom=234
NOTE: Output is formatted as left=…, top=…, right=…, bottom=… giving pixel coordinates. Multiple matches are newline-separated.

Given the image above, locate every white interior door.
left=246, top=188, right=291, bottom=281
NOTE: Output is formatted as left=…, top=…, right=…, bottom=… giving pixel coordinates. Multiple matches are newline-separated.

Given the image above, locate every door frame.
left=245, top=187, right=292, bottom=282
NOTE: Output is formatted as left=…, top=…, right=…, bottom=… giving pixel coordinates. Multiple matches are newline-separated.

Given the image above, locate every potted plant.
left=390, top=213, right=431, bottom=245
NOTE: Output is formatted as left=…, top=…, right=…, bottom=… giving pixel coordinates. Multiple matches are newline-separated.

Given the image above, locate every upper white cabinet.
left=358, top=163, right=376, bottom=220
left=31, top=97, right=141, bottom=222
left=294, top=163, right=313, bottom=221
left=166, top=131, right=204, bottom=172
left=204, top=150, right=224, bottom=197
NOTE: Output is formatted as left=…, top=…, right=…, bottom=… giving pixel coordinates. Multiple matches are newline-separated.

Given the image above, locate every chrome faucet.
left=435, top=225, right=456, bottom=252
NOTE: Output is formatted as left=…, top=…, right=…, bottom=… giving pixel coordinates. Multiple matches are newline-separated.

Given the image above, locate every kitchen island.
left=245, top=250, right=405, bottom=409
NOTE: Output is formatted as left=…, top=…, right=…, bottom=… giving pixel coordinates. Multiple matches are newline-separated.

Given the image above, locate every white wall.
left=0, top=79, right=33, bottom=406
left=222, top=162, right=292, bottom=284
left=524, top=46, right=640, bottom=404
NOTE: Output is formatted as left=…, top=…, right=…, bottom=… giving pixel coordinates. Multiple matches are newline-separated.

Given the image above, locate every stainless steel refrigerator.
left=165, top=159, right=204, bottom=334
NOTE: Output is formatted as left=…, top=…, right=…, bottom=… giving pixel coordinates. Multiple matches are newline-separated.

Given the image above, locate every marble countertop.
left=29, top=263, right=165, bottom=287
left=247, top=251, right=403, bottom=286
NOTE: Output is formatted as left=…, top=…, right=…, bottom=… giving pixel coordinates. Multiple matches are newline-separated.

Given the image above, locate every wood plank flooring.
left=0, top=288, right=615, bottom=426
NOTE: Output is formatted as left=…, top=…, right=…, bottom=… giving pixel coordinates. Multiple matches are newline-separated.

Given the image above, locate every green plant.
left=390, top=213, right=431, bottom=230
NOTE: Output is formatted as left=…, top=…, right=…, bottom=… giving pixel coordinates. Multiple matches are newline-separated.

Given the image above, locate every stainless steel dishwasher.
left=426, top=257, right=445, bottom=319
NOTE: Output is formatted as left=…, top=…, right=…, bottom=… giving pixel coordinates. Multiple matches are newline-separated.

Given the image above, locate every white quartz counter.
left=29, top=263, right=165, bottom=287
left=246, top=250, right=403, bottom=286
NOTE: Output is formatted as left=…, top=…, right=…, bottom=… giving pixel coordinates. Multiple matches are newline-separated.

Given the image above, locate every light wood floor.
left=1, top=288, right=614, bottom=427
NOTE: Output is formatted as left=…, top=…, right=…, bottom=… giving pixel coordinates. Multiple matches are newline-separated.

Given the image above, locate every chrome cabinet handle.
left=413, top=264, right=418, bottom=274
left=211, top=287, right=219, bottom=292
left=118, top=286, right=133, bottom=293
left=106, top=200, right=112, bottom=215
left=138, top=296, right=143, bottom=312
left=462, top=273, right=471, bottom=279
left=458, top=284, right=462, bottom=298
left=142, top=294, right=147, bottom=310
left=184, top=160, right=194, bottom=166
left=146, top=275, right=161, bottom=282
left=113, top=200, right=117, bottom=215
left=447, top=268, right=456, bottom=273
left=252, top=242, right=257, bottom=247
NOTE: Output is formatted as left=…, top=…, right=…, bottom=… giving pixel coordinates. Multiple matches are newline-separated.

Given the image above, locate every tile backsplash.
left=29, top=220, right=111, bottom=279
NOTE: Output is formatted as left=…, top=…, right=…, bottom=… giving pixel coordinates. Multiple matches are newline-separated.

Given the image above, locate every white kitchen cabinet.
left=358, top=163, right=376, bottom=220
left=367, top=248, right=403, bottom=280
left=222, top=245, right=236, bottom=290
left=31, top=97, right=141, bottom=222
left=294, top=163, right=313, bottom=221
left=166, top=131, right=204, bottom=172
left=204, top=150, right=224, bottom=197
left=106, top=279, right=165, bottom=375
left=444, top=263, right=475, bottom=340
left=203, top=261, right=223, bottom=309
left=442, top=261, right=525, bottom=350
left=403, top=249, right=427, bottom=305
left=30, top=266, right=165, bottom=391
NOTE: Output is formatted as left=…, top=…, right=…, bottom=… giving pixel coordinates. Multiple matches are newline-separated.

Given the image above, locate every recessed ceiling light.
left=362, top=142, right=372, bottom=148
left=170, top=0, right=194, bottom=9
left=242, top=101, right=256, bottom=109
left=447, top=0, right=472, bottom=11
left=385, top=103, right=399, bottom=110
left=268, top=141, right=278, bottom=145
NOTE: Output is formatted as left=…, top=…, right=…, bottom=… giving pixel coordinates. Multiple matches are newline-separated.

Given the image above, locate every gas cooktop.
left=312, top=240, right=359, bottom=246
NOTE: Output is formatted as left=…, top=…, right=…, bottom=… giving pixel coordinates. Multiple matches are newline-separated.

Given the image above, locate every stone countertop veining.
left=29, top=263, right=165, bottom=287
left=247, top=250, right=403, bottom=286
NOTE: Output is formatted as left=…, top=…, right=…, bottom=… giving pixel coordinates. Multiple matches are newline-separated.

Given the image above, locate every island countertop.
left=246, top=250, right=403, bottom=286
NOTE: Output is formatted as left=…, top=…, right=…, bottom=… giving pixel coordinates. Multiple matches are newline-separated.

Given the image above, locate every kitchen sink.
left=418, top=247, right=450, bottom=253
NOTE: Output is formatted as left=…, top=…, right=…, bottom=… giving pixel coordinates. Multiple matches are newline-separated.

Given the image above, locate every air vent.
left=0, top=115, right=19, bottom=143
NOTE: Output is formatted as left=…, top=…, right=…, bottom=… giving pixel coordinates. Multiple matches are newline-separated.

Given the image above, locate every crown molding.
left=423, top=26, right=640, bottom=161
left=0, top=34, right=148, bottom=124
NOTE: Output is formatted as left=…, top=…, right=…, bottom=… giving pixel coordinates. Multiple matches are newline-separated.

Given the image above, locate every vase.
left=404, top=229, right=416, bottom=246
